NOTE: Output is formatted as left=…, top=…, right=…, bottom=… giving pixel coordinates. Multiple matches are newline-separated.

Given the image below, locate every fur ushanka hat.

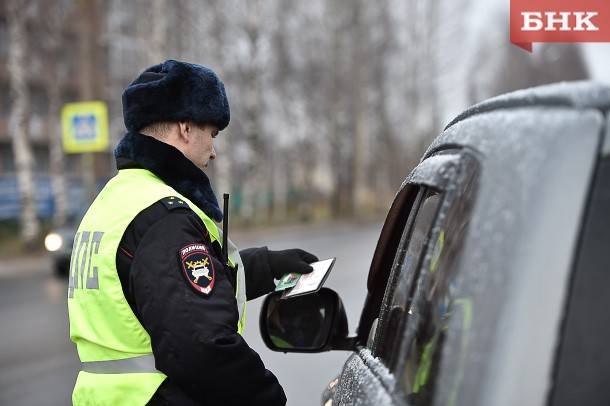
left=122, top=60, right=230, bottom=132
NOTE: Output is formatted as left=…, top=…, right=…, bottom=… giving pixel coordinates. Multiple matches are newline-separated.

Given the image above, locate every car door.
left=549, top=117, right=610, bottom=406
left=331, top=149, right=479, bottom=406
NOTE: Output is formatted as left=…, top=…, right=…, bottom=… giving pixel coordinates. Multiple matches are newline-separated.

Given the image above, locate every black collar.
left=114, top=131, right=223, bottom=222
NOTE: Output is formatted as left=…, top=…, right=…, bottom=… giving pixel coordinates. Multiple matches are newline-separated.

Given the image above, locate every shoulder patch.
left=179, top=243, right=215, bottom=295
left=161, top=196, right=189, bottom=211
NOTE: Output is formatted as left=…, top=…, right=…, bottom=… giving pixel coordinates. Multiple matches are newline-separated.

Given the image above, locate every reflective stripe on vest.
left=81, top=354, right=159, bottom=374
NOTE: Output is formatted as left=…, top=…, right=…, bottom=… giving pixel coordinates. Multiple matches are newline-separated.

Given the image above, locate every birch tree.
left=150, top=0, right=168, bottom=63
left=205, top=0, right=233, bottom=208
left=6, top=0, right=39, bottom=245
left=325, top=0, right=350, bottom=217
left=369, top=0, right=402, bottom=209
left=350, top=0, right=369, bottom=216
left=41, top=0, right=70, bottom=227
left=238, top=0, right=266, bottom=223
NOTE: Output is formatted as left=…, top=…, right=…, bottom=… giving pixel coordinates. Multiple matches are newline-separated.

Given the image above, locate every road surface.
left=0, top=221, right=382, bottom=406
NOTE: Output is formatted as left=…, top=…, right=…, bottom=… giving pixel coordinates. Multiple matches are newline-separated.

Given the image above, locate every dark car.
left=44, top=207, right=88, bottom=276
left=259, top=81, right=610, bottom=406
left=45, top=225, right=75, bottom=276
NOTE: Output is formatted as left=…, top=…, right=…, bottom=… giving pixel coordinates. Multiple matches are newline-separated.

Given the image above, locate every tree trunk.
left=76, top=0, right=103, bottom=203
left=350, top=0, right=368, bottom=216
left=43, top=1, right=69, bottom=227
left=326, top=0, right=344, bottom=218
left=207, top=0, right=232, bottom=206
left=271, top=148, right=287, bottom=222
left=241, top=0, right=265, bottom=224
left=6, top=0, right=39, bottom=245
left=150, top=0, right=167, bottom=63
left=373, top=0, right=400, bottom=210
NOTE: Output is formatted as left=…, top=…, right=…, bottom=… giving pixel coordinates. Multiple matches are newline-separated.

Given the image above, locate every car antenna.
left=222, top=193, right=229, bottom=265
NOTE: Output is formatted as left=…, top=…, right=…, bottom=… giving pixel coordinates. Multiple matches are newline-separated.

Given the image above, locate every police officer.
left=67, top=60, right=318, bottom=405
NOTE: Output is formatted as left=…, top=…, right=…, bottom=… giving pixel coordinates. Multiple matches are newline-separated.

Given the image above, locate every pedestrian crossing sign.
left=61, top=101, right=109, bottom=153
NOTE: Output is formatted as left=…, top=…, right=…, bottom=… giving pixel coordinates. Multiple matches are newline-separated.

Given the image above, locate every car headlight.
left=45, top=233, right=63, bottom=252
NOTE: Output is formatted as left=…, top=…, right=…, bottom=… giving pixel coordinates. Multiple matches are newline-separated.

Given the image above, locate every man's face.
left=184, top=123, right=219, bottom=170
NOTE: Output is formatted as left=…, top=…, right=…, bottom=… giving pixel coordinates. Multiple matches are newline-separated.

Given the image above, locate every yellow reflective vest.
left=68, top=168, right=246, bottom=405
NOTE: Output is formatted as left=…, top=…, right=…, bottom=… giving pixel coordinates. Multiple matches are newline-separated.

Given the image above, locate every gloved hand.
left=267, top=248, right=319, bottom=279
left=240, top=247, right=319, bottom=301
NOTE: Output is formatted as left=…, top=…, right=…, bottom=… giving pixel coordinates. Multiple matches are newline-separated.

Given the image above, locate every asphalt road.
left=0, top=221, right=382, bottom=406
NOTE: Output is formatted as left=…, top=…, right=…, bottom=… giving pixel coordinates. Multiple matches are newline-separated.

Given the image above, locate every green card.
left=275, top=273, right=301, bottom=291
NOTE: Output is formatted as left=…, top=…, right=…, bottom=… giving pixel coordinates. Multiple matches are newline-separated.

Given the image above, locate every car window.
left=361, top=153, right=464, bottom=352
left=374, top=190, right=442, bottom=365
left=394, top=155, right=478, bottom=405
left=380, top=158, right=477, bottom=405
left=370, top=151, right=479, bottom=406
left=361, top=184, right=421, bottom=349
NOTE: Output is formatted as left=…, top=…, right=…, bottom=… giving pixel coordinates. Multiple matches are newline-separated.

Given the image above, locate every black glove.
left=267, top=248, right=319, bottom=279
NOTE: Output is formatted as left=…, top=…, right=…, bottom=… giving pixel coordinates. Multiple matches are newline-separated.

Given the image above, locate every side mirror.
left=259, top=287, right=357, bottom=353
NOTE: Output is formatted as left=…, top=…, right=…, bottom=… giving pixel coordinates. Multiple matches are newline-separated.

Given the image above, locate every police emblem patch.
left=179, top=243, right=215, bottom=295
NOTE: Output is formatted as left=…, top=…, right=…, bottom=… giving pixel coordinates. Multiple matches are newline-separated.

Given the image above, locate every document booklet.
left=281, top=257, right=336, bottom=299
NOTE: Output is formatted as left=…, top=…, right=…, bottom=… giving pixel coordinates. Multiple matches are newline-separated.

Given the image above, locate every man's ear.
left=178, top=121, right=190, bottom=143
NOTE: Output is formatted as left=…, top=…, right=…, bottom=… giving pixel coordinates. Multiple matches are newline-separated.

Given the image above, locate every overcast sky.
left=582, top=44, right=610, bottom=84
left=469, top=0, right=610, bottom=84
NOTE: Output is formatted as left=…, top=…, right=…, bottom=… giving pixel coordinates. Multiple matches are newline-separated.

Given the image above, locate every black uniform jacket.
left=112, top=132, right=285, bottom=405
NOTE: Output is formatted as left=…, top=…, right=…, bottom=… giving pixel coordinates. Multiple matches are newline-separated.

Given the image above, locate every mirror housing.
left=259, top=287, right=357, bottom=353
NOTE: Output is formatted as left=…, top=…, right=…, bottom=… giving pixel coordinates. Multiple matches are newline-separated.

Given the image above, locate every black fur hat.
left=122, top=60, right=230, bottom=132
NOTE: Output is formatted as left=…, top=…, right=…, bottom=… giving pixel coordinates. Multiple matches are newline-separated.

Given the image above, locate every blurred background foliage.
left=0, top=0, right=599, bottom=249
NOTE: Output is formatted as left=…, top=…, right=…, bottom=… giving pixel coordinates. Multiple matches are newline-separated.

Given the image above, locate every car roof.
left=367, top=81, right=610, bottom=302
left=445, top=80, right=610, bottom=131
left=422, top=81, right=609, bottom=166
